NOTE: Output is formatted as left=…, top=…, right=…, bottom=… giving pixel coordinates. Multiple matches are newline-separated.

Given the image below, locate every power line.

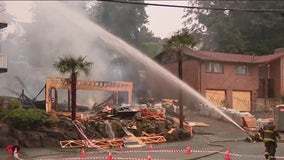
left=97, top=0, right=284, bottom=13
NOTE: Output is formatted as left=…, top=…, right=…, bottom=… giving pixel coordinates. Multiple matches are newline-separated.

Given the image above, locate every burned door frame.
left=45, top=77, right=133, bottom=113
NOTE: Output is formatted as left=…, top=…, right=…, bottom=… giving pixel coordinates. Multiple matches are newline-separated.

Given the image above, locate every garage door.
left=205, top=90, right=225, bottom=107
left=232, top=91, right=251, bottom=111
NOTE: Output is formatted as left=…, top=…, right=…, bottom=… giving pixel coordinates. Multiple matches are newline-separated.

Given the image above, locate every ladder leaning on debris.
left=59, top=138, right=123, bottom=149
left=59, top=124, right=167, bottom=149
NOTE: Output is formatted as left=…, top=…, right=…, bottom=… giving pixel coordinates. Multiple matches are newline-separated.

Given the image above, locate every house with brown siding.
left=151, top=48, right=284, bottom=112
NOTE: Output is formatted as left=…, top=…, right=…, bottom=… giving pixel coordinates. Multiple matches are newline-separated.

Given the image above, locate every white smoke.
left=0, top=1, right=126, bottom=106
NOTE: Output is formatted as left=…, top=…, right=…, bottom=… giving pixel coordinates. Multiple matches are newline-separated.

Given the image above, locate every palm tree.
left=54, top=55, right=92, bottom=120
left=164, top=28, right=197, bottom=129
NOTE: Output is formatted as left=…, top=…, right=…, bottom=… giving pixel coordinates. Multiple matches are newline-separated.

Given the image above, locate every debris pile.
left=53, top=98, right=195, bottom=149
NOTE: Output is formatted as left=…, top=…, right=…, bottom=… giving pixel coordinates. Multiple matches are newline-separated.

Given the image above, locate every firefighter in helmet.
left=260, top=119, right=281, bottom=160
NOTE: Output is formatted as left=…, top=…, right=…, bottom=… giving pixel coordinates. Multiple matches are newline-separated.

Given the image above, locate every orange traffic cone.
left=81, top=148, right=86, bottom=158
left=186, top=144, right=191, bottom=155
left=108, top=150, right=113, bottom=160
left=119, top=145, right=123, bottom=152
left=6, top=145, right=13, bottom=155
left=147, top=151, right=151, bottom=160
left=149, top=143, right=153, bottom=151
left=224, top=148, right=231, bottom=160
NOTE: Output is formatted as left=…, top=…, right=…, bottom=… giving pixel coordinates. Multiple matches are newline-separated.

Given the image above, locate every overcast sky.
left=4, top=1, right=187, bottom=39
left=145, top=1, right=188, bottom=38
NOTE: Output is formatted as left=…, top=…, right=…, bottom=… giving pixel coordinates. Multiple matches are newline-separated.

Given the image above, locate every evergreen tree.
left=87, top=0, right=149, bottom=47
left=183, top=1, right=284, bottom=55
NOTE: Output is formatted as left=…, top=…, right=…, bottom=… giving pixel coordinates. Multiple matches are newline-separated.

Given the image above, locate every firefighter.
left=245, top=127, right=263, bottom=143
left=261, top=119, right=281, bottom=160
left=12, top=145, right=21, bottom=154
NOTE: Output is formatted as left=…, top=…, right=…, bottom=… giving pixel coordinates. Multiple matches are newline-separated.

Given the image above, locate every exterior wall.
left=151, top=50, right=284, bottom=112
left=182, top=60, right=199, bottom=91
left=281, top=57, right=284, bottom=97
left=256, top=98, right=278, bottom=111
left=265, top=57, right=284, bottom=110
left=257, top=60, right=282, bottom=111
left=199, top=62, right=259, bottom=110
left=0, top=54, right=7, bottom=73
left=152, top=60, right=260, bottom=111
left=270, top=59, right=282, bottom=98
left=162, top=60, right=199, bottom=96
left=145, top=64, right=180, bottom=99
left=145, top=60, right=200, bottom=101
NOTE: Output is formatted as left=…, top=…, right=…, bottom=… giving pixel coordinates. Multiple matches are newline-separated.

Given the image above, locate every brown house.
left=151, top=48, right=284, bottom=111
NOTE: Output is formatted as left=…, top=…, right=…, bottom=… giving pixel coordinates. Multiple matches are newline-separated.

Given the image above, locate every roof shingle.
left=183, top=48, right=284, bottom=64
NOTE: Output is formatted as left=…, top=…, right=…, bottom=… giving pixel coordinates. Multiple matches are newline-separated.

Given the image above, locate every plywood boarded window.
left=232, top=91, right=251, bottom=111
left=205, top=90, right=226, bottom=107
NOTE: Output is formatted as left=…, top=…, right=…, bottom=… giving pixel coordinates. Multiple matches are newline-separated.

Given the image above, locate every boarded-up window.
left=205, top=90, right=226, bottom=107
left=232, top=91, right=251, bottom=111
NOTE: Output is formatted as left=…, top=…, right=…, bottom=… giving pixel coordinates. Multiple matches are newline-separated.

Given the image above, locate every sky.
left=145, top=1, right=188, bottom=38
left=0, top=1, right=189, bottom=101
left=4, top=1, right=33, bottom=23
left=3, top=1, right=187, bottom=39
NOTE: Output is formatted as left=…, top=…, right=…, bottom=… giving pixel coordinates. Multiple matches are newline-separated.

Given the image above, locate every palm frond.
left=54, top=55, right=93, bottom=76
left=164, top=28, right=197, bottom=51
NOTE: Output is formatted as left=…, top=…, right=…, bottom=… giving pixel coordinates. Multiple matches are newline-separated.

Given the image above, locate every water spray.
left=39, top=1, right=249, bottom=135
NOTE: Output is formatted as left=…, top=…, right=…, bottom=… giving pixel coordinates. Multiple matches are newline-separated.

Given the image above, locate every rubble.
left=113, top=104, right=139, bottom=118
left=51, top=98, right=196, bottom=149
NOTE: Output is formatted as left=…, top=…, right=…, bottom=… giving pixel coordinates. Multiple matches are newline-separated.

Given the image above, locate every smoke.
left=0, top=1, right=138, bottom=106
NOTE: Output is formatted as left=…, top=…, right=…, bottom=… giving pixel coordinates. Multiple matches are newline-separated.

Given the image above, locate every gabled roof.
left=182, top=48, right=284, bottom=64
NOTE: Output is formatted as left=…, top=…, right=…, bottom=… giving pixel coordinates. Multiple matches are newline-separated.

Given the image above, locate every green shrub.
left=1, top=108, right=49, bottom=130
left=8, top=99, right=21, bottom=109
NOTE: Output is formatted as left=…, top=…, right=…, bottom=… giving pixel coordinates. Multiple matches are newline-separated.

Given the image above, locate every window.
left=206, top=62, right=223, bottom=73
left=235, top=64, right=250, bottom=75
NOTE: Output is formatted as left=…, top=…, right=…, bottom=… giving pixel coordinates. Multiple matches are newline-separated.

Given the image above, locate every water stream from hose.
left=41, top=2, right=246, bottom=133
